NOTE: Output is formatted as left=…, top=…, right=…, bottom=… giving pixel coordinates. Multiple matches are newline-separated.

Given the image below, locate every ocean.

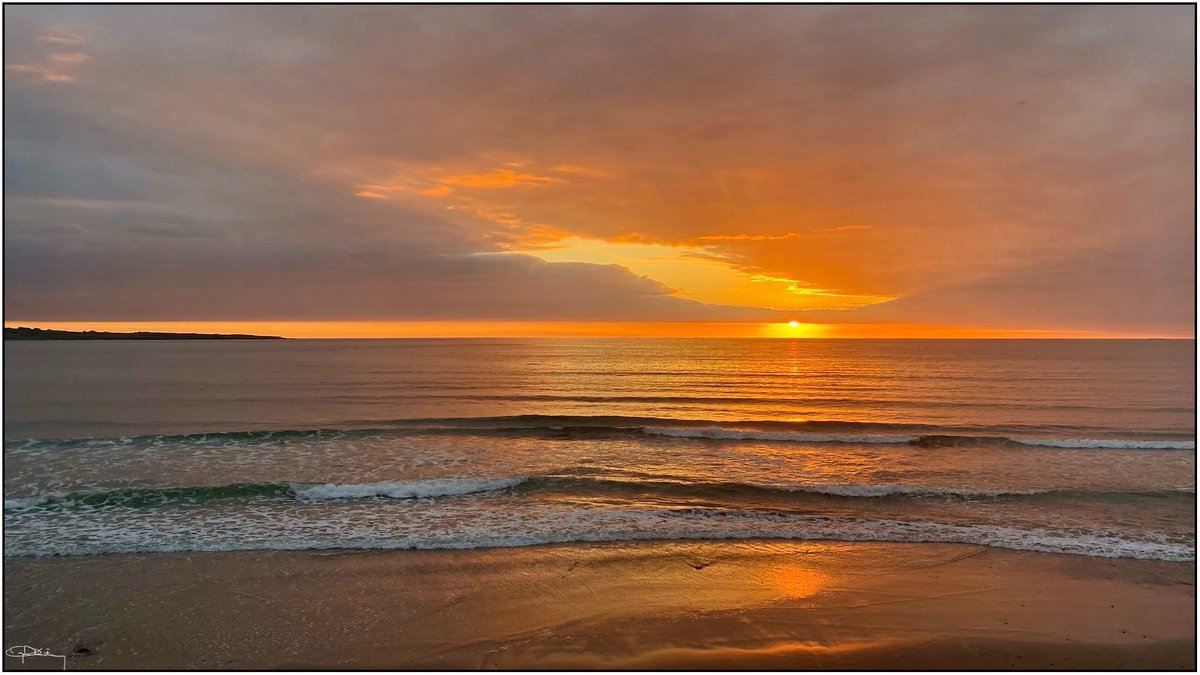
left=4, top=338, right=1195, bottom=561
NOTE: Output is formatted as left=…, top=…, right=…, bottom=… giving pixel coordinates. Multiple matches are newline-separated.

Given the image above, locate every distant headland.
left=5, top=327, right=286, bottom=341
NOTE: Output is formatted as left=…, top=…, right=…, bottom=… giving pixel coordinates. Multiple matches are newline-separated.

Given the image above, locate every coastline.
left=4, top=327, right=285, bottom=340
left=4, top=540, right=1194, bottom=670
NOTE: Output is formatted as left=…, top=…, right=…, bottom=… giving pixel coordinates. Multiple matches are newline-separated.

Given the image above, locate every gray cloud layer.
left=4, top=6, right=1194, bottom=331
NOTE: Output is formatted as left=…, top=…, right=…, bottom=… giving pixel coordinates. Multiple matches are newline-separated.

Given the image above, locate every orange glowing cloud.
left=550, top=164, right=610, bottom=177
left=354, top=164, right=568, bottom=201
left=3, top=6, right=1191, bottom=336
left=695, top=233, right=808, bottom=242
left=437, top=167, right=561, bottom=190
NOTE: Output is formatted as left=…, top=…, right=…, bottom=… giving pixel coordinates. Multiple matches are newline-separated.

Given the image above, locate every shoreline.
left=4, top=540, right=1194, bottom=670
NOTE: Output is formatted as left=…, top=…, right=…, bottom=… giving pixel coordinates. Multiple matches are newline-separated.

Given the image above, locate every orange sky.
left=5, top=321, right=1184, bottom=340
left=4, top=6, right=1194, bottom=338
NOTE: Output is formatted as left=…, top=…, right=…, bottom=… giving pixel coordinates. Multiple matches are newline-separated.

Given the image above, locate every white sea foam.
left=290, top=476, right=526, bottom=501
left=4, top=499, right=1193, bottom=561
left=4, top=494, right=55, bottom=511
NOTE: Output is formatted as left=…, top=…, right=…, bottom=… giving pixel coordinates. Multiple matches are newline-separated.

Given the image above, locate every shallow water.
left=4, top=338, right=1195, bottom=559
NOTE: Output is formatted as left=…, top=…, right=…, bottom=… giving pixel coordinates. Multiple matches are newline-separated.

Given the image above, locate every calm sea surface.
left=4, top=339, right=1195, bottom=559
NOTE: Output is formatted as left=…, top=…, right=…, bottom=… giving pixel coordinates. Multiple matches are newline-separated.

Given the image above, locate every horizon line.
left=4, top=321, right=1193, bottom=341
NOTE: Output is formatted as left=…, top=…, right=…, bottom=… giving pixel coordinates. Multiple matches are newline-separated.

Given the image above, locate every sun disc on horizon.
left=788, top=320, right=800, bottom=328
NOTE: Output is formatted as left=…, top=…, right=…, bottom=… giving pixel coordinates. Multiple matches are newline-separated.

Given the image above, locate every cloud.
left=437, top=168, right=561, bottom=190
left=2, top=5, right=1193, bottom=331
left=696, top=233, right=807, bottom=242
left=6, top=23, right=90, bottom=83
left=804, top=236, right=1195, bottom=333
left=2, top=71, right=774, bottom=323
left=48, top=52, right=89, bottom=64
left=37, top=30, right=86, bottom=45
left=6, top=63, right=75, bottom=83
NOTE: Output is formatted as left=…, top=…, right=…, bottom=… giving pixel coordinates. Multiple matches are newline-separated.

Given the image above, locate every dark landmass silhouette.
left=5, top=327, right=285, bottom=340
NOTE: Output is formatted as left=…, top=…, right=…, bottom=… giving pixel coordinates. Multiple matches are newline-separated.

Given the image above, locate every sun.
left=788, top=320, right=801, bottom=328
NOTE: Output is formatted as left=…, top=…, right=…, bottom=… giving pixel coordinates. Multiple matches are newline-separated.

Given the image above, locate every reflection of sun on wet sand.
left=768, top=564, right=829, bottom=599
left=4, top=541, right=1194, bottom=670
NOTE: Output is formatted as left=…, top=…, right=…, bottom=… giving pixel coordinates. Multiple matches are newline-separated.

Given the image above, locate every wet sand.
left=4, top=541, right=1194, bottom=670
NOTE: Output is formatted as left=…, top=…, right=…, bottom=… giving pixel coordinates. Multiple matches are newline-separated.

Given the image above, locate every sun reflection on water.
left=767, top=565, right=830, bottom=599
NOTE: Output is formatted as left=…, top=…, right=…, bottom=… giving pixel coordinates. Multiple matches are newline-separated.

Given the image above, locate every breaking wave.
left=6, top=475, right=1192, bottom=513
left=6, top=415, right=1194, bottom=452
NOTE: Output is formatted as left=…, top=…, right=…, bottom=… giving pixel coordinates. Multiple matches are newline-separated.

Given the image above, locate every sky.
left=4, top=5, right=1195, bottom=338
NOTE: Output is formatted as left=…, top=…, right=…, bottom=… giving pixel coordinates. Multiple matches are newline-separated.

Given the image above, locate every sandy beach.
left=4, top=541, right=1194, bottom=670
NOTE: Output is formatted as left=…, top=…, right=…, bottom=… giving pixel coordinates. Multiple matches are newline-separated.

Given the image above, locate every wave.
left=639, top=426, right=1195, bottom=450
left=6, top=415, right=1193, bottom=451
left=3, top=483, right=294, bottom=511
left=6, top=469, right=1192, bottom=561
left=1011, top=438, right=1196, bottom=449
left=4, top=505, right=1192, bottom=561
left=3, top=477, right=525, bottom=513
left=290, top=477, right=526, bottom=501
left=641, top=426, right=918, bottom=444
left=7, top=474, right=1192, bottom=513
left=530, top=475, right=1195, bottom=502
